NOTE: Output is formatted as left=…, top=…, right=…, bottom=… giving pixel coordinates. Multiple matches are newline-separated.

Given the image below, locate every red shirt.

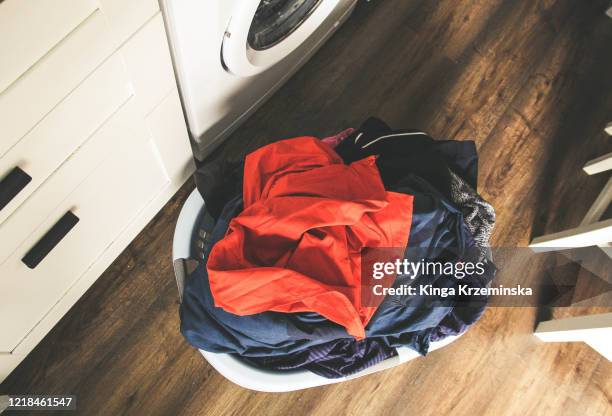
left=207, top=137, right=413, bottom=339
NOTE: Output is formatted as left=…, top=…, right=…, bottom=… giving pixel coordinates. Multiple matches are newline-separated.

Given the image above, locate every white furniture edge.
left=535, top=313, right=612, bottom=361
left=583, top=152, right=612, bottom=175
left=173, top=188, right=460, bottom=392
left=529, top=218, right=612, bottom=249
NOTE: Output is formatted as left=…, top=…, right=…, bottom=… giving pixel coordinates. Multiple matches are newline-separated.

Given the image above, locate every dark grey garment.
left=447, top=169, right=495, bottom=260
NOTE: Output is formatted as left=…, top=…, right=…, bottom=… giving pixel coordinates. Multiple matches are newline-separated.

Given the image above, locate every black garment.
left=335, top=117, right=478, bottom=194
left=335, top=117, right=494, bottom=258
left=193, top=157, right=243, bottom=221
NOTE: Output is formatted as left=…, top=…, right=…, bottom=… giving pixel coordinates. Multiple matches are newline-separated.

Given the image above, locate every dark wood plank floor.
left=2, top=0, right=612, bottom=415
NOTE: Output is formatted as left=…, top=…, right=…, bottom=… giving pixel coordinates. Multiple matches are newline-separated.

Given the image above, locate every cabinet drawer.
left=99, top=0, right=159, bottom=47
left=0, top=99, right=144, bottom=266
left=0, top=0, right=97, bottom=94
left=0, top=133, right=168, bottom=352
left=0, top=10, right=117, bottom=161
left=0, top=53, right=133, bottom=224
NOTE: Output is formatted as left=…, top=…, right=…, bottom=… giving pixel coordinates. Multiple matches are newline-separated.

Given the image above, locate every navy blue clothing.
left=364, top=174, right=488, bottom=350
left=244, top=338, right=397, bottom=379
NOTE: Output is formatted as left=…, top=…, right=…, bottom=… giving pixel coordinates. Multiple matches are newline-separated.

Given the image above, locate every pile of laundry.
left=180, top=117, right=496, bottom=379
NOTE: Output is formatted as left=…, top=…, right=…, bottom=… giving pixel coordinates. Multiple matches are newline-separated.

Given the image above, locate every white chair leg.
left=580, top=177, right=612, bottom=226
left=598, top=242, right=612, bottom=259
left=583, top=152, right=612, bottom=175
left=580, top=176, right=612, bottom=259
left=606, top=122, right=612, bottom=135
left=529, top=218, right=612, bottom=251
left=532, top=148, right=611, bottom=254
left=535, top=313, right=612, bottom=360
left=577, top=177, right=612, bottom=258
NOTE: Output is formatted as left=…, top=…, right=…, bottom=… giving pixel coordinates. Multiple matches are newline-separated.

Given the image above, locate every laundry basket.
left=173, top=188, right=460, bottom=392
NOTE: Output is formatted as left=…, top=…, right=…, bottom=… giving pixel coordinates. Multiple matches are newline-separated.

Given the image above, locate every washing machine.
left=160, top=0, right=358, bottom=161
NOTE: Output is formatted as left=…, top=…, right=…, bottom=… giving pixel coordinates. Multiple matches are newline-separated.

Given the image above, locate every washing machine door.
left=222, top=0, right=342, bottom=76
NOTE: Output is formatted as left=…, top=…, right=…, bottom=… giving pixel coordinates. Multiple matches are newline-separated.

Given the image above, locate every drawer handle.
left=0, top=167, right=32, bottom=211
left=22, top=211, right=80, bottom=269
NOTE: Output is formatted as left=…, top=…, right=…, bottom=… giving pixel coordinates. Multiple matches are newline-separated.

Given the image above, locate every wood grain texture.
left=2, top=0, right=612, bottom=415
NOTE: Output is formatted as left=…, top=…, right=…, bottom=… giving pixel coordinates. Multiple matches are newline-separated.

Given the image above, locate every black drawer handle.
left=22, top=211, right=80, bottom=269
left=0, top=167, right=32, bottom=211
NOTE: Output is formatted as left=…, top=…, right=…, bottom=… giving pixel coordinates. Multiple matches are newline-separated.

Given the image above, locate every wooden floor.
left=3, top=0, right=612, bottom=415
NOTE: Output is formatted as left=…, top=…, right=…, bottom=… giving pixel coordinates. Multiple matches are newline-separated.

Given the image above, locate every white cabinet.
left=0, top=0, right=194, bottom=382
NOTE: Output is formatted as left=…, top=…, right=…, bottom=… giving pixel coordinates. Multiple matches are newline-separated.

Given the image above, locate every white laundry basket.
left=173, top=188, right=459, bottom=392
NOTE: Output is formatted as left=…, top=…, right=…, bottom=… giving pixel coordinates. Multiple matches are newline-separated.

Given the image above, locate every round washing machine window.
left=247, top=0, right=322, bottom=50
left=222, top=0, right=345, bottom=77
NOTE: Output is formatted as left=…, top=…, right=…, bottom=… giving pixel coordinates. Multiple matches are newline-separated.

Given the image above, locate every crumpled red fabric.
left=207, top=137, right=413, bottom=339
